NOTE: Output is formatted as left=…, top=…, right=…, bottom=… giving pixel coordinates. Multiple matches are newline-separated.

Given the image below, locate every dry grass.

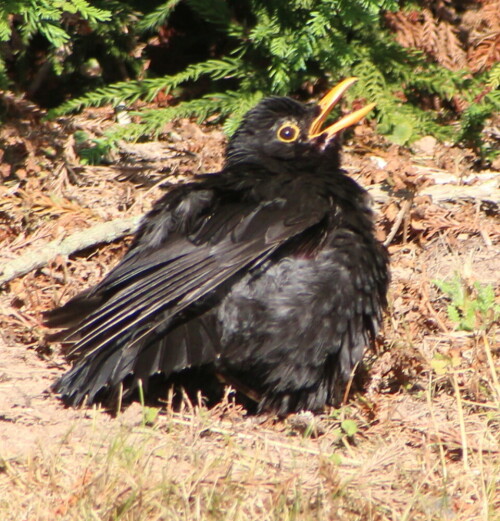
left=1, top=381, right=498, bottom=521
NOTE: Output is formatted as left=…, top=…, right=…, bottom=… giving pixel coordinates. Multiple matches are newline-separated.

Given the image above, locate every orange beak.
left=309, top=77, right=375, bottom=140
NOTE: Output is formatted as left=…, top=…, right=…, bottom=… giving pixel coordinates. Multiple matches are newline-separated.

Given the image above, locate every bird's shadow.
left=97, top=366, right=260, bottom=417
left=93, top=362, right=380, bottom=418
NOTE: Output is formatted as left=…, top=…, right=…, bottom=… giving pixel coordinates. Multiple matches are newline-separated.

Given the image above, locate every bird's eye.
left=277, top=123, right=300, bottom=143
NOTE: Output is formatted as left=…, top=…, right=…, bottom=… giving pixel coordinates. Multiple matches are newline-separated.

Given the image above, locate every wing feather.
left=47, top=182, right=329, bottom=404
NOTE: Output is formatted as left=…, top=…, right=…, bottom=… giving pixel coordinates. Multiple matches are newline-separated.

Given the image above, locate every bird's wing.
left=46, top=183, right=328, bottom=403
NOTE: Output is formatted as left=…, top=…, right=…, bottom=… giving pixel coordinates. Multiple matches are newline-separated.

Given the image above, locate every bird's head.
left=225, top=78, right=375, bottom=174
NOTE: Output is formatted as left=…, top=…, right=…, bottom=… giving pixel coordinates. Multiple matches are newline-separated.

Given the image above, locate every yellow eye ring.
left=277, top=123, right=300, bottom=142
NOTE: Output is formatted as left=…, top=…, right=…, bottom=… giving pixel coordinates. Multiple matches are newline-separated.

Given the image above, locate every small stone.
left=412, top=136, right=437, bottom=156
left=370, top=156, right=387, bottom=169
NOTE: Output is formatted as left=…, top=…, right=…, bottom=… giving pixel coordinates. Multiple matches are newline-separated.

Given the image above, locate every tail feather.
left=51, top=314, right=219, bottom=406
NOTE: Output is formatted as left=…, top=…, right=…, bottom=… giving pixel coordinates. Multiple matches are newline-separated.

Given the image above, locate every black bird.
left=45, top=78, right=389, bottom=415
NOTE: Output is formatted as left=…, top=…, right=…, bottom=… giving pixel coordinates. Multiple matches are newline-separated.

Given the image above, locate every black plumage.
left=45, top=78, right=389, bottom=415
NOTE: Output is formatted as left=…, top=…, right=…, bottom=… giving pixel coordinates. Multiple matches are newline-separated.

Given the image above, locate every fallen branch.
left=367, top=174, right=500, bottom=207
left=0, top=215, right=143, bottom=287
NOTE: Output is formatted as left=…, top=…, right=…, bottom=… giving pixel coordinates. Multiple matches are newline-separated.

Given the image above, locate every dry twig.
left=383, top=198, right=413, bottom=246
left=0, top=215, right=142, bottom=287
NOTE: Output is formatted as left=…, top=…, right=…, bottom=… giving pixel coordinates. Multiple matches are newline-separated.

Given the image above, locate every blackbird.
left=45, top=78, right=389, bottom=415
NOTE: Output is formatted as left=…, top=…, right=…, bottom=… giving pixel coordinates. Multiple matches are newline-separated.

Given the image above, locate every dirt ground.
left=0, top=96, right=498, bottom=520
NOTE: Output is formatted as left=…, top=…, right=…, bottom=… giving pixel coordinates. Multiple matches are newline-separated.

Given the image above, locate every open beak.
left=309, top=77, right=375, bottom=141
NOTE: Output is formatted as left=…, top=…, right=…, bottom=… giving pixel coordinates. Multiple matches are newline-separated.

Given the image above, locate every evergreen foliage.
left=1, top=1, right=498, bottom=156
left=0, top=0, right=138, bottom=104
left=455, top=64, right=500, bottom=159
left=0, top=1, right=112, bottom=69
